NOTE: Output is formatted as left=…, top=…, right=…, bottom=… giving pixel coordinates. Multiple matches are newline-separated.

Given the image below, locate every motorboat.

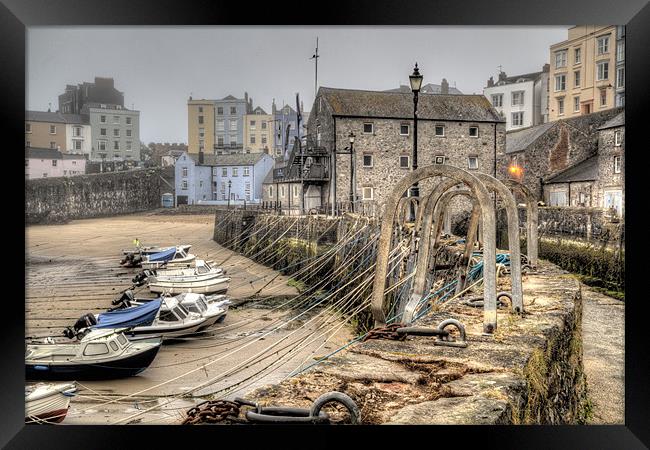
left=126, top=292, right=231, bottom=330
left=25, top=382, right=77, bottom=424
left=67, top=297, right=209, bottom=340
left=146, top=259, right=231, bottom=295
left=140, top=246, right=197, bottom=270
left=120, top=244, right=192, bottom=267
left=26, top=329, right=162, bottom=380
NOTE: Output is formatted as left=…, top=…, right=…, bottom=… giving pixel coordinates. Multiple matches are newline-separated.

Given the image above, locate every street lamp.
left=227, top=180, right=232, bottom=209
left=348, top=132, right=356, bottom=212
left=409, top=62, right=423, bottom=221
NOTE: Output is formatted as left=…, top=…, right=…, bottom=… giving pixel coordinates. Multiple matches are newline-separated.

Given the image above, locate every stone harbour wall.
left=25, top=168, right=166, bottom=224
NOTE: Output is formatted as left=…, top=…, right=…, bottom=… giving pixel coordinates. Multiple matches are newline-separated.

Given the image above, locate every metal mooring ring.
left=309, top=392, right=361, bottom=425
left=434, top=319, right=468, bottom=348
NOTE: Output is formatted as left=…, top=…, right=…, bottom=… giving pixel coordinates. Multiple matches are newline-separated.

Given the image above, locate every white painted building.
left=483, top=66, right=550, bottom=131
left=25, top=147, right=87, bottom=179
left=65, top=123, right=92, bottom=156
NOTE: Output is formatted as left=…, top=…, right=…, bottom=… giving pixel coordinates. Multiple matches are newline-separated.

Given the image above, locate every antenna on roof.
left=310, top=37, right=320, bottom=100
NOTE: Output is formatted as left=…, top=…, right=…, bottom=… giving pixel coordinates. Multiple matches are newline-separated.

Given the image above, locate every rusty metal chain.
left=363, top=323, right=407, bottom=341
left=182, top=400, right=244, bottom=425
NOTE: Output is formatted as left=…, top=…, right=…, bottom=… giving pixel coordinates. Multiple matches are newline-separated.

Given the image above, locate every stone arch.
left=370, top=164, right=497, bottom=334
left=505, top=180, right=539, bottom=267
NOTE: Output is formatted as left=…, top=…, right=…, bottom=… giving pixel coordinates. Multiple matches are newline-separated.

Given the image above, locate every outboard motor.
left=63, top=313, right=98, bottom=339
left=111, top=290, right=135, bottom=307
left=132, top=271, right=149, bottom=286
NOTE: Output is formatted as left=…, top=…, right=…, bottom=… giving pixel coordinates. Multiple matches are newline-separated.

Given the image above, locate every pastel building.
left=243, top=107, right=273, bottom=154
left=25, top=147, right=87, bottom=179
left=25, top=111, right=91, bottom=155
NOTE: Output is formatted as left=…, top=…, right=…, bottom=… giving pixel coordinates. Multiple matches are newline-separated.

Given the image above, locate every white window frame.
left=574, top=47, right=581, bottom=65
left=363, top=123, right=374, bottom=134
left=113, top=115, right=120, bottom=124
left=557, top=98, right=565, bottom=116
left=126, top=117, right=132, bottom=125
left=229, top=120, right=238, bottom=131
left=511, top=91, right=524, bottom=106
left=613, top=156, right=621, bottom=174
left=98, top=140, right=107, bottom=151
left=400, top=124, right=409, bottom=136
left=615, top=131, right=622, bottom=146
left=467, top=156, right=479, bottom=170
left=597, top=61, right=609, bottom=81
left=574, top=70, right=581, bottom=88
left=269, top=185, right=273, bottom=197
left=434, top=156, right=445, bottom=164
left=399, top=155, right=410, bottom=168
left=574, top=96, right=580, bottom=112
left=113, top=141, right=120, bottom=150
left=222, top=167, right=228, bottom=177
left=362, top=187, right=374, bottom=200
left=492, top=94, right=503, bottom=107
left=511, top=112, right=524, bottom=127
left=126, top=141, right=132, bottom=151
left=554, top=50, right=567, bottom=68
left=597, top=35, right=609, bottom=55
left=616, top=40, right=625, bottom=62
left=49, top=125, right=56, bottom=134
left=182, top=180, right=188, bottom=190
left=113, top=128, right=120, bottom=137
left=434, top=125, right=445, bottom=137
left=555, top=74, right=566, bottom=92
left=469, top=126, right=479, bottom=138
left=243, top=167, right=250, bottom=177
left=250, top=120, right=256, bottom=130
left=362, top=154, right=373, bottom=168
left=25, top=123, right=32, bottom=133
left=616, top=67, right=625, bottom=89
left=182, top=167, right=188, bottom=177
left=549, top=190, right=568, bottom=207
left=232, top=167, right=239, bottom=177
left=100, top=115, right=106, bottom=123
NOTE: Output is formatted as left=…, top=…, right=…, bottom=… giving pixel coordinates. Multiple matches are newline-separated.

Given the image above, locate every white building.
left=65, top=122, right=92, bottom=156
left=25, top=147, right=87, bottom=179
left=483, top=66, right=550, bottom=131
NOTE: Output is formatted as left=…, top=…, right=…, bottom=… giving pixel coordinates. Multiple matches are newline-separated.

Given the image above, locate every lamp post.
left=227, top=180, right=232, bottom=209
left=348, top=131, right=356, bottom=213
left=409, top=63, right=423, bottom=220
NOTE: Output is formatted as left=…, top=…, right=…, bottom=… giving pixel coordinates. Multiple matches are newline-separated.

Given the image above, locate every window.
left=199, top=180, right=203, bottom=188
left=293, top=184, right=298, bottom=197
left=511, top=91, right=524, bottom=106
left=280, top=186, right=285, bottom=197
left=574, top=47, right=581, bottom=64
left=597, top=35, right=609, bottom=55
left=250, top=136, right=256, bottom=144
left=435, top=125, right=445, bottom=136
left=113, top=115, right=120, bottom=124
left=399, top=155, right=409, bottom=168
left=469, top=126, right=479, bottom=137
left=574, top=70, right=581, bottom=87
left=230, top=137, right=237, bottom=147
left=49, top=125, right=56, bottom=134
left=126, top=129, right=132, bottom=137
left=126, top=117, right=132, bottom=125
left=232, top=168, right=239, bottom=177
left=109, top=341, right=119, bottom=351
left=554, top=50, right=567, bottom=68
left=362, top=187, right=374, bottom=200
left=614, top=156, right=621, bottom=174
left=217, top=106, right=224, bottom=115
left=83, top=343, right=109, bottom=356
left=72, top=126, right=81, bottom=137
left=98, top=140, right=107, bottom=151
left=230, top=120, right=238, bottom=131
left=615, top=130, right=622, bottom=146
left=182, top=167, right=188, bottom=177
left=597, top=61, right=609, bottom=81
left=113, top=128, right=119, bottom=137
left=511, top=112, right=524, bottom=127
left=50, top=141, right=56, bottom=149
left=269, top=186, right=273, bottom=197
left=363, top=154, right=373, bottom=167
left=363, top=123, right=373, bottom=134
left=100, top=115, right=106, bottom=123
left=557, top=98, right=565, bottom=115
left=126, top=141, right=132, bottom=151
left=52, top=159, right=57, bottom=167
left=198, top=106, right=203, bottom=113
left=555, top=74, right=566, bottom=91
left=216, top=120, right=225, bottom=131
left=26, top=140, right=30, bottom=147
left=616, top=67, right=625, bottom=89
left=261, top=121, right=267, bottom=130
left=199, top=128, right=205, bottom=138
left=491, top=94, right=503, bottom=107
left=262, top=136, right=267, bottom=144
left=117, top=334, right=127, bottom=346
left=74, top=140, right=82, bottom=150
left=198, top=115, right=204, bottom=124
left=616, top=40, right=625, bottom=62
left=217, top=136, right=224, bottom=146
left=100, top=128, right=107, bottom=136
left=400, top=124, right=409, bottom=135
left=468, top=156, right=478, bottom=170
left=181, top=180, right=188, bottom=190
left=574, top=96, right=580, bottom=112
left=243, top=167, right=250, bottom=177
left=25, top=123, right=31, bottom=133
left=113, top=141, right=119, bottom=150
left=250, top=120, right=256, bottom=130
left=222, top=167, right=228, bottom=176
left=221, top=181, right=226, bottom=193
left=600, top=89, right=607, bottom=107
left=230, top=106, right=237, bottom=115
left=434, top=156, right=445, bottom=164
left=42, top=173, right=47, bottom=178
left=549, top=190, right=568, bottom=206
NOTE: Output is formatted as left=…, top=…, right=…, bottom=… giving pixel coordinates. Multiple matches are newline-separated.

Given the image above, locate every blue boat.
left=93, top=299, right=162, bottom=329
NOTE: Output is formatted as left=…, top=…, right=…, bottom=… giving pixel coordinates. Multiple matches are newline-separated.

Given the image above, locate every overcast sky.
left=27, top=26, right=568, bottom=143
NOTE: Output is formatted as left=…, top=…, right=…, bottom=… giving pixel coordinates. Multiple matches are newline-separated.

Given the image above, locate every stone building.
left=262, top=86, right=505, bottom=216
left=148, top=142, right=188, bottom=166
left=549, top=26, right=619, bottom=121
left=483, top=65, right=550, bottom=130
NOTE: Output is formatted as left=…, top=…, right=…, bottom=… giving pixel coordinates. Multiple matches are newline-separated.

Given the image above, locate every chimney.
left=542, top=63, right=550, bottom=73
left=244, top=92, right=249, bottom=104
left=498, top=71, right=507, bottom=83
left=272, top=98, right=277, bottom=114
left=441, top=78, right=449, bottom=95
left=249, top=97, right=253, bottom=112
left=487, top=76, right=494, bottom=88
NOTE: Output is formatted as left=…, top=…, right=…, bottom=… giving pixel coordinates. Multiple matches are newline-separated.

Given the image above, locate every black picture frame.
left=5, top=0, right=649, bottom=447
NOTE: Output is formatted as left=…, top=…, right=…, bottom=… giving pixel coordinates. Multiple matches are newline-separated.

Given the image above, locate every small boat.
left=147, top=259, right=231, bottom=295
left=122, top=244, right=192, bottom=256
left=25, top=382, right=77, bottom=424
left=26, top=329, right=162, bottom=380
left=129, top=292, right=231, bottom=330
left=140, top=246, right=197, bottom=270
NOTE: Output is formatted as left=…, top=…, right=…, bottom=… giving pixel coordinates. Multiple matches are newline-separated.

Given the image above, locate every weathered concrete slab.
left=388, top=395, right=510, bottom=425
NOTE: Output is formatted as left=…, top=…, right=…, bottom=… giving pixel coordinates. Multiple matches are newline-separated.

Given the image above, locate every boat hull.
left=25, top=385, right=74, bottom=424
left=26, top=344, right=161, bottom=381
left=149, top=278, right=230, bottom=295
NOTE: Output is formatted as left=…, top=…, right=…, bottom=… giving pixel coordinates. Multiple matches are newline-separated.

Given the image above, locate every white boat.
left=147, top=259, right=231, bottom=295
left=26, top=329, right=162, bottom=380
left=131, top=293, right=231, bottom=330
left=140, top=246, right=197, bottom=270
left=25, top=382, right=76, bottom=424
left=122, top=244, right=192, bottom=256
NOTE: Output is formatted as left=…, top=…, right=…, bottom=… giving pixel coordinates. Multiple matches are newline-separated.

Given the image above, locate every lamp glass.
left=349, top=132, right=355, bottom=144
left=409, top=65, right=423, bottom=92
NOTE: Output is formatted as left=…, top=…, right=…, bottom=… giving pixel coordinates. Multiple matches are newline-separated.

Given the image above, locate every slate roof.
left=505, top=122, right=556, bottom=154
left=252, top=106, right=268, bottom=115
left=598, top=111, right=625, bottom=130
left=385, top=83, right=463, bottom=95
left=500, top=71, right=543, bottom=84
left=26, top=110, right=87, bottom=124
left=262, top=171, right=274, bottom=184
left=25, top=147, right=62, bottom=159
left=319, top=87, right=503, bottom=122
left=221, top=95, right=239, bottom=101
left=188, top=152, right=267, bottom=167
left=545, top=156, right=598, bottom=184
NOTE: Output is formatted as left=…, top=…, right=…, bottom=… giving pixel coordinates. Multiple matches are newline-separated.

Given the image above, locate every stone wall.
left=25, top=168, right=166, bottom=224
